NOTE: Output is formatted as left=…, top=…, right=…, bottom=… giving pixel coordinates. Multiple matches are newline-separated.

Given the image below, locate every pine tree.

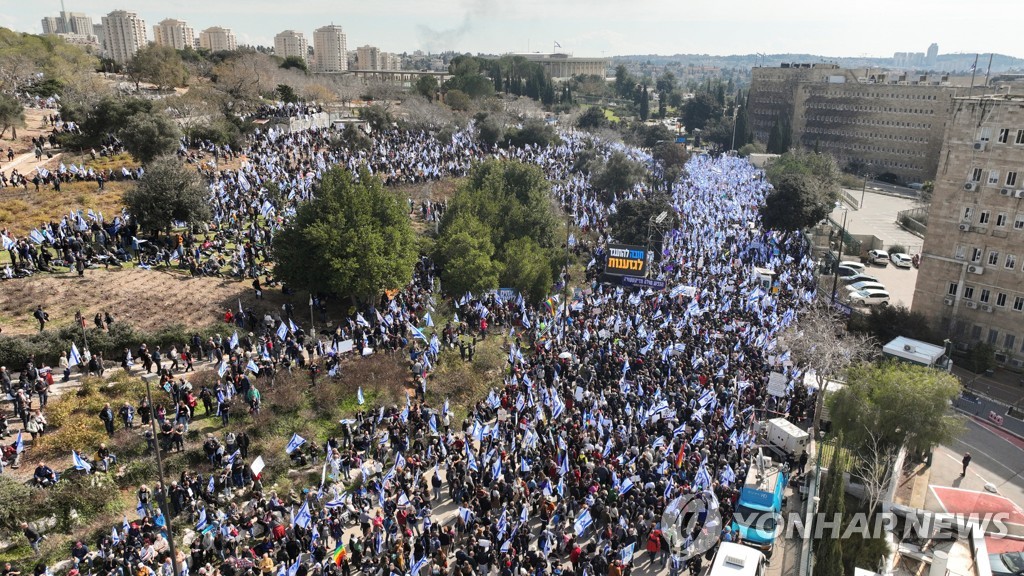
left=639, top=85, right=650, bottom=121
left=816, top=436, right=847, bottom=575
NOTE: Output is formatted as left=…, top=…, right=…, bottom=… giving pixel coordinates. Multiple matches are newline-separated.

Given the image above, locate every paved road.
left=925, top=418, right=1024, bottom=535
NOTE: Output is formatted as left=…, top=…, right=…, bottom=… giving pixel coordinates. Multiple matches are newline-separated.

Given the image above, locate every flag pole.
left=143, top=376, right=181, bottom=576
left=968, top=54, right=979, bottom=98
left=984, top=53, right=994, bottom=91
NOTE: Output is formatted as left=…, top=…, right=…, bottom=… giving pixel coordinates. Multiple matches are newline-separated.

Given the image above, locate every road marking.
left=951, top=438, right=1018, bottom=477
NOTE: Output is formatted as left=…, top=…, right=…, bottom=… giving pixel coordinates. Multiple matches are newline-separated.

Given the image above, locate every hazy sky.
left=4, top=0, right=1021, bottom=59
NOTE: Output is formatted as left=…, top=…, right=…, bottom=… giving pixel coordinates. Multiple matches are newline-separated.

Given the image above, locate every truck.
left=731, top=451, right=788, bottom=556
left=764, top=417, right=809, bottom=457
left=708, top=542, right=767, bottom=576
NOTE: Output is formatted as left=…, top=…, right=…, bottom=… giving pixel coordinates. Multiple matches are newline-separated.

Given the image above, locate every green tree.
left=127, top=44, right=188, bottom=89
left=445, top=89, right=471, bottom=111
left=504, top=119, right=559, bottom=149
left=592, top=150, right=645, bottom=204
left=848, top=304, right=936, bottom=345
left=499, top=237, right=553, bottom=304
left=119, top=111, right=181, bottom=164
left=766, top=114, right=792, bottom=154
left=607, top=196, right=678, bottom=246
left=681, top=91, right=722, bottom=131
left=360, top=104, right=393, bottom=131
left=576, top=107, right=607, bottom=131
left=272, top=167, right=416, bottom=304
left=434, top=214, right=500, bottom=297
left=0, top=474, right=32, bottom=531
left=828, top=362, right=964, bottom=455
left=0, top=92, right=25, bottom=140
left=761, top=151, right=841, bottom=232
left=614, top=65, right=633, bottom=98
left=60, top=96, right=153, bottom=148
left=415, top=75, right=439, bottom=101
left=276, top=84, right=299, bottom=103
left=474, top=113, right=503, bottom=147
left=638, top=85, right=650, bottom=121
left=964, top=341, right=995, bottom=374
left=652, top=141, right=689, bottom=188
left=815, top=433, right=846, bottom=576
left=279, top=55, right=307, bottom=72
left=123, top=156, right=211, bottom=233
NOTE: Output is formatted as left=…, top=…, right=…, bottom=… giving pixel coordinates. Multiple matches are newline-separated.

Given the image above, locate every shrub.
left=42, top=474, right=123, bottom=533
left=0, top=475, right=33, bottom=532
left=886, top=244, right=907, bottom=255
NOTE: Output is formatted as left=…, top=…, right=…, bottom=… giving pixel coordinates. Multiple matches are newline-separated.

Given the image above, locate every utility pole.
left=830, top=207, right=848, bottom=305
left=144, top=377, right=181, bottom=576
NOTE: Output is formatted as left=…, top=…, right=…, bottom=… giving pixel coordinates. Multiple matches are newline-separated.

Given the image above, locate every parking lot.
left=836, top=257, right=918, bottom=309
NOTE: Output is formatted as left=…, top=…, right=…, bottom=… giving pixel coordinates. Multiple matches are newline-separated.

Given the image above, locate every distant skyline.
left=4, top=0, right=1022, bottom=60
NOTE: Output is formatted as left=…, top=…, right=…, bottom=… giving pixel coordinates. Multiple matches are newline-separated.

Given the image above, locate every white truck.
left=764, top=417, right=809, bottom=456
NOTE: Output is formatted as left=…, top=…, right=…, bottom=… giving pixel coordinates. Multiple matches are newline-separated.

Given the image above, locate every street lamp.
left=859, top=164, right=873, bottom=210
left=830, top=205, right=849, bottom=305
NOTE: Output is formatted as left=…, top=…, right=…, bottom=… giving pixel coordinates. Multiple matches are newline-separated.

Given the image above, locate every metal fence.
left=896, top=206, right=929, bottom=237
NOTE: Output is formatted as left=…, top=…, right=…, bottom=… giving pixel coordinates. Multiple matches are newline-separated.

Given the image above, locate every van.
left=708, top=542, right=768, bottom=576
left=731, top=452, right=788, bottom=556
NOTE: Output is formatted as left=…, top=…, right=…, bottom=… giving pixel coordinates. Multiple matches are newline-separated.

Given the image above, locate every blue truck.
left=731, top=452, right=788, bottom=556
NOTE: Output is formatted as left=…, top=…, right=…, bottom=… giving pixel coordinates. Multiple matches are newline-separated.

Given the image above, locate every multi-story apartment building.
left=747, top=63, right=959, bottom=184
left=198, top=27, right=237, bottom=53
left=101, top=10, right=147, bottom=64
left=356, top=45, right=381, bottom=70
left=913, top=95, right=1024, bottom=366
left=42, top=12, right=96, bottom=38
left=274, top=30, right=308, bottom=63
left=312, top=25, right=347, bottom=72
left=153, top=18, right=196, bottom=50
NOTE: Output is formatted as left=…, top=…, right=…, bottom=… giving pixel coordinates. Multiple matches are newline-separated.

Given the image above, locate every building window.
left=1017, top=129, right=1024, bottom=145
left=971, top=325, right=983, bottom=340
left=1007, top=255, right=1017, bottom=269
left=971, top=168, right=983, bottom=182
left=1015, top=215, right=1024, bottom=230
left=997, top=213, right=1008, bottom=227
left=948, top=283, right=959, bottom=296
left=955, top=245, right=967, bottom=260
left=1015, top=296, right=1024, bottom=311
left=1007, top=334, right=1017, bottom=350
left=964, top=285, right=975, bottom=300
left=981, top=289, right=991, bottom=303
left=989, top=170, right=1001, bottom=185
left=1009, top=172, right=1019, bottom=187
left=998, top=293, right=1008, bottom=307
left=971, top=247, right=983, bottom=262
left=979, top=211, right=991, bottom=225
left=999, top=128, right=1011, bottom=143
left=988, top=251, right=999, bottom=265
left=988, top=329, right=999, bottom=345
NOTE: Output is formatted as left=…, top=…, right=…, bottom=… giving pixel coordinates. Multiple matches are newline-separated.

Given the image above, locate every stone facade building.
left=912, top=95, right=1024, bottom=366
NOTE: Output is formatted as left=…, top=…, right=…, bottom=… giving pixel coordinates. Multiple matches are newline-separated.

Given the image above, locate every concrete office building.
left=42, top=11, right=96, bottom=37
left=747, top=63, right=959, bottom=184
left=153, top=18, right=195, bottom=50
left=101, top=10, right=147, bottom=64
left=514, top=53, right=608, bottom=79
left=198, top=27, right=237, bottom=53
left=912, top=95, right=1024, bottom=365
left=312, top=25, right=347, bottom=72
left=927, top=43, right=939, bottom=69
left=274, top=30, right=308, bottom=63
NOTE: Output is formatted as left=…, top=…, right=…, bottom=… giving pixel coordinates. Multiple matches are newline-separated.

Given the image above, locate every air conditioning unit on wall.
left=1002, top=188, right=1013, bottom=196
left=965, top=301, right=978, bottom=309
left=974, top=141, right=988, bottom=151
left=959, top=224, right=971, bottom=232
left=944, top=297, right=954, bottom=306
left=964, top=182, right=977, bottom=191
left=982, top=304, right=994, bottom=313
left=968, top=265, right=984, bottom=275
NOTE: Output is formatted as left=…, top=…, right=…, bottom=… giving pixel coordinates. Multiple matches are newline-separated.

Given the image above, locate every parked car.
left=848, top=288, right=891, bottom=307
left=838, top=261, right=866, bottom=273
left=890, top=253, right=913, bottom=268
left=836, top=265, right=862, bottom=278
left=866, top=249, right=890, bottom=266
left=845, top=281, right=886, bottom=293
left=842, top=273, right=879, bottom=284
left=989, top=552, right=1024, bottom=576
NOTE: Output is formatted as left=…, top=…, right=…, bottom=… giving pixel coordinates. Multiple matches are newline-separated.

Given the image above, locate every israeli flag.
left=293, top=501, right=312, bottom=528
left=411, top=555, right=428, bottom=576
left=208, top=475, right=216, bottom=494
left=288, top=318, right=299, bottom=333
left=217, top=361, right=229, bottom=378
left=618, top=477, right=635, bottom=495
left=423, top=313, right=434, bottom=327
left=492, top=458, right=502, bottom=481
left=196, top=508, right=208, bottom=531
left=574, top=509, right=593, bottom=537
left=229, top=332, right=239, bottom=350
left=277, top=322, right=289, bottom=341
left=69, top=343, right=83, bottom=367
left=458, top=507, right=473, bottom=525
left=15, top=431, right=24, bottom=454
left=285, top=433, right=306, bottom=454
left=692, top=429, right=705, bottom=445
left=111, top=527, right=120, bottom=544
left=408, top=324, right=427, bottom=341
left=72, top=450, right=92, bottom=472
left=720, top=464, right=737, bottom=485
left=286, top=558, right=300, bottom=576
left=428, top=415, right=438, bottom=435
left=466, top=445, right=478, bottom=472
left=357, top=387, right=365, bottom=405
left=621, top=543, right=635, bottom=563
left=443, top=398, right=450, bottom=415
left=695, top=460, right=712, bottom=490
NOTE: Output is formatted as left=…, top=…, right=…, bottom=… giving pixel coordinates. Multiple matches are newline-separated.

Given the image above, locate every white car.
left=836, top=265, right=862, bottom=278
left=842, top=273, right=879, bottom=284
left=838, top=261, right=866, bottom=273
left=849, top=288, right=891, bottom=307
left=890, top=253, right=913, bottom=268
left=845, top=281, right=886, bottom=293
left=866, top=249, right=890, bottom=266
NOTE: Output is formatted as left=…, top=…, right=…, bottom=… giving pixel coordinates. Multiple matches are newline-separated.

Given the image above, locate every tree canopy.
left=119, top=111, right=181, bottom=164
left=828, top=361, right=964, bottom=454
left=127, top=45, right=188, bottom=89
left=592, top=150, right=645, bottom=204
left=272, top=167, right=416, bottom=304
left=123, top=157, right=210, bottom=234
left=0, top=92, right=24, bottom=139
left=607, top=196, right=678, bottom=247
left=760, top=151, right=841, bottom=232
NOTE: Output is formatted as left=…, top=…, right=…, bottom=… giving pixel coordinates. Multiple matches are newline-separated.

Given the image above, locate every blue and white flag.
left=69, top=343, right=82, bottom=367
left=422, top=313, right=434, bottom=327
left=458, top=507, right=473, bottom=525
left=411, top=555, right=428, bottom=576
left=196, top=508, right=208, bottom=531
left=618, top=477, right=635, bottom=495
left=408, top=324, right=427, bottom=341
left=288, top=318, right=299, bottom=333
left=217, top=361, right=229, bottom=378
left=357, top=387, right=365, bottom=405
left=720, top=464, right=737, bottom=485
left=246, top=359, right=260, bottom=374
left=621, top=543, right=635, bottom=564
left=695, top=460, right=712, bottom=490
left=208, top=474, right=216, bottom=494
left=276, top=322, right=289, bottom=341
left=15, top=431, right=24, bottom=454
left=286, top=558, right=300, bottom=576
left=111, top=527, right=120, bottom=544
left=228, top=332, right=239, bottom=350
left=574, top=509, right=593, bottom=537
left=293, top=501, right=312, bottom=528
left=285, top=433, right=306, bottom=454
left=72, top=450, right=92, bottom=472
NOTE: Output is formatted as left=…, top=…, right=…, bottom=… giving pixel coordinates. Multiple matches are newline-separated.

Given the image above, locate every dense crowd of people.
left=0, top=109, right=819, bottom=576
